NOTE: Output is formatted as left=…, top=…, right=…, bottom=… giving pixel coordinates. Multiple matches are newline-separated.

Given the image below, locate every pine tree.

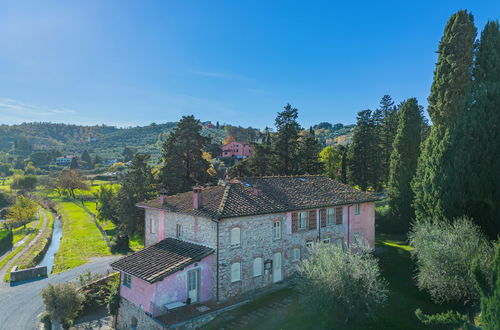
left=388, top=98, right=423, bottom=231
left=378, top=95, right=399, bottom=184
left=412, top=10, right=476, bottom=220
left=296, top=128, right=323, bottom=174
left=159, top=115, right=212, bottom=195
left=69, top=157, right=79, bottom=169
left=273, top=104, right=302, bottom=175
left=452, top=20, right=500, bottom=238
left=81, top=150, right=92, bottom=169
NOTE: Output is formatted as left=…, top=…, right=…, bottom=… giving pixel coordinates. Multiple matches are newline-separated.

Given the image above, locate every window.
left=123, top=273, right=132, bottom=288
left=327, top=208, right=335, bottom=226
left=322, top=238, right=331, bottom=244
left=299, top=212, right=307, bottom=230
left=230, top=227, right=241, bottom=248
left=306, top=240, right=314, bottom=248
left=149, top=217, right=156, bottom=234
left=353, top=232, right=361, bottom=245
left=231, top=263, right=241, bottom=282
left=176, top=224, right=182, bottom=238
left=354, top=203, right=361, bottom=215
left=291, top=248, right=301, bottom=262
left=253, top=257, right=263, bottom=277
left=273, top=221, right=282, bottom=240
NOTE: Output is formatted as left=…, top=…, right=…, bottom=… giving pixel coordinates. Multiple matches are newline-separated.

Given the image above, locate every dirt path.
left=0, top=218, right=41, bottom=262
left=0, top=208, right=49, bottom=283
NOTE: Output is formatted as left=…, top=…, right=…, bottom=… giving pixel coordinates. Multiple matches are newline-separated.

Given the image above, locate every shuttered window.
left=230, top=227, right=241, bottom=248
left=299, top=212, right=307, bottom=230
left=335, top=207, right=343, bottom=225
left=176, top=224, right=182, bottom=238
left=354, top=203, right=360, bottom=215
left=327, top=208, right=335, bottom=226
left=231, top=263, right=241, bottom=282
left=253, top=257, right=263, bottom=277
left=273, top=221, right=282, bottom=240
left=292, top=213, right=298, bottom=233
left=292, top=248, right=301, bottom=262
left=308, top=210, right=317, bottom=230
left=320, top=209, right=327, bottom=227
left=123, top=273, right=132, bottom=288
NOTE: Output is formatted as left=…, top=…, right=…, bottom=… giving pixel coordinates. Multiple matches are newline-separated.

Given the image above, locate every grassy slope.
left=207, top=234, right=452, bottom=330
left=52, top=197, right=110, bottom=273
left=12, top=220, right=39, bottom=244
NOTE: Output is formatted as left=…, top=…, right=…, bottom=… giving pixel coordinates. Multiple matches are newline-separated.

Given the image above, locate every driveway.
left=0, top=256, right=120, bottom=330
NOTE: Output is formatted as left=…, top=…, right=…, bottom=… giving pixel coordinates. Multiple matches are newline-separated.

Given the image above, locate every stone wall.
left=10, top=265, right=47, bottom=283
left=116, top=298, right=165, bottom=330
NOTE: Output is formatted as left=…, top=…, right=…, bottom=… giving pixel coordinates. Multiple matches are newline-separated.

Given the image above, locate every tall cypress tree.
left=273, top=104, right=301, bottom=175
left=378, top=95, right=399, bottom=184
left=412, top=10, right=476, bottom=220
left=348, top=110, right=376, bottom=191
left=297, top=128, right=323, bottom=174
left=159, top=116, right=212, bottom=195
left=452, top=21, right=500, bottom=237
left=388, top=98, right=423, bottom=231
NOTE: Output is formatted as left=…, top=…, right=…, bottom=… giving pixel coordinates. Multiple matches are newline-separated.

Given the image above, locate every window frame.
left=306, top=240, right=314, bottom=248
left=322, top=238, right=331, bottom=244
left=253, top=257, right=263, bottom=277
left=299, top=212, right=308, bottom=230
left=176, top=224, right=182, bottom=238
left=231, top=262, right=241, bottom=282
left=354, top=203, right=361, bottom=215
left=123, top=273, right=132, bottom=288
left=149, top=216, right=156, bottom=234
left=326, top=208, right=335, bottom=226
left=273, top=220, right=282, bottom=240
left=291, top=248, right=301, bottom=262
left=230, top=227, right=241, bottom=248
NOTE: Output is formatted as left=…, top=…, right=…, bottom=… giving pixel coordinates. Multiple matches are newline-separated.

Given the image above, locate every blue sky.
left=0, top=1, right=498, bottom=128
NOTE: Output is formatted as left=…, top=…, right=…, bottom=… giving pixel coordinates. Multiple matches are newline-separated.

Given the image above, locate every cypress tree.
left=378, top=95, right=399, bottom=184
left=297, top=128, right=323, bottom=175
left=452, top=21, right=500, bottom=237
left=412, top=10, right=476, bottom=220
left=388, top=98, right=423, bottom=231
left=348, top=110, right=376, bottom=191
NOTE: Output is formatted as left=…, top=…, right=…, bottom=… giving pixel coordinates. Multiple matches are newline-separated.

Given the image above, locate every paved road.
left=0, top=256, right=120, bottom=330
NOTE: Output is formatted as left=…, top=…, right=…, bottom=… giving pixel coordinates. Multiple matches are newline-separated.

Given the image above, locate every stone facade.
left=116, top=297, right=165, bottom=330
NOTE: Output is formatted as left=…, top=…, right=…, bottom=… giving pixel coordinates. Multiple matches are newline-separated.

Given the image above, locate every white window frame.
left=326, top=208, right=335, bottom=226
left=322, top=238, right=331, bottom=244
left=354, top=203, right=361, bottom=215
left=306, top=240, right=314, bottom=248
left=291, top=248, right=301, bottom=262
left=231, top=262, right=241, bottom=282
left=273, top=221, right=282, bottom=240
left=176, top=224, right=182, bottom=238
left=150, top=216, right=156, bottom=234
left=253, top=257, right=263, bottom=277
left=230, top=227, right=241, bottom=248
left=299, top=212, right=307, bottom=230
left=123, top=273, right=132, bottom=288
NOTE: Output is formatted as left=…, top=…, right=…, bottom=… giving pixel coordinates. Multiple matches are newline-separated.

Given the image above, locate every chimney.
left=159, top=189, right=167, bottom=205
left=193, top=186, right=203, bottom=209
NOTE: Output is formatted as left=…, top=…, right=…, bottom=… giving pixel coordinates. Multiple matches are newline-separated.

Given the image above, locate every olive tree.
left=298, top=244, right=388, bottom=324
left=41, top=282, right=84, bottom=329
left=409, top=216, right=494, bottom=304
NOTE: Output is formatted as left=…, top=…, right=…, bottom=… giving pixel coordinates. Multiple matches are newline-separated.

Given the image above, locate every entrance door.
left=272, top=252, right=282, bottom=283
left=187, top=269, right=199, bottom=303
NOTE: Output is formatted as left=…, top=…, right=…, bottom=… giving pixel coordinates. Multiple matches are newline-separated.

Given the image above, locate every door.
left=272, top=252, right=282, bottom=283
left=187, top=269, right=199, bottom=303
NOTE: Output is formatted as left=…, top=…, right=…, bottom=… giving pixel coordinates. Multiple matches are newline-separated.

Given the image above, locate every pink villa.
left=111, top=175, right=378, bottom=329
left=221, top=141, right=252, bottom=158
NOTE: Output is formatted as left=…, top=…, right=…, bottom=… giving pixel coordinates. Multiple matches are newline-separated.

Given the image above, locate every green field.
left=12, top=220, right=39, bottom=245
left=52, top=197, right=111, bottom=273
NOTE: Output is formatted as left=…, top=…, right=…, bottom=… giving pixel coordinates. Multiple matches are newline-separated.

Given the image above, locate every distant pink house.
left=111, top=176, right=378, bottom=329
left=221, top=141, right=252, bottom=158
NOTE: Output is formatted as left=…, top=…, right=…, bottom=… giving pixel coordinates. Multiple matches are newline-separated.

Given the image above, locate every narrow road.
left=0, top=256, right=120, bottom=330
left=0, top=208, right=49, bottom=281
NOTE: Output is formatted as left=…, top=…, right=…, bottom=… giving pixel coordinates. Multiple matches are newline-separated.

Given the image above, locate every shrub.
left=298, top=243, right=388, bottom=324
left=409, top=216, right=494, bottom=304
left=106, top=277, right=121, bottom=316
left=0, top=230, right=13, bottom=254
left=40, top=311, right=52, bottom=330
left=41, top=282, right=85, bottom=329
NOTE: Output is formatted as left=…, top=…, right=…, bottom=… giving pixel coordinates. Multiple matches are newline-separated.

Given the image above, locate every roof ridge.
left=217, top=184, right=232, bottom=216
left=237, top=174, right=323, bottom=180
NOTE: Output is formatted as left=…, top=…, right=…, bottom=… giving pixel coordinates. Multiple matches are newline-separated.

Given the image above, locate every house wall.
left=221, top=142, right=253, bottom=158
left=345, top=202, right=375, bottom=247
left=118, top=255, right=215, bottom=315
left=144, top=208, right=217, bottom=248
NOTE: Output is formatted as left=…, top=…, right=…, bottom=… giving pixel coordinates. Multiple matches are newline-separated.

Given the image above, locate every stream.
left=37, top=216, right=62, bottom=274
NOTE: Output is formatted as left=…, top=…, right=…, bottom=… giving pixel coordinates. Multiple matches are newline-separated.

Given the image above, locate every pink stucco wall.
left=119, top=254, right=214, bottom=313
left=343, top=202, right=375, bottom=247
left=221, top=142, right=252, bottom=158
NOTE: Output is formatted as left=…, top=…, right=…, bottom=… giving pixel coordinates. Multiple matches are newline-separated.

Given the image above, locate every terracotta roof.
left=110, top=238, right=214, bottom=283
left=137, top=175, right=379, bottom=219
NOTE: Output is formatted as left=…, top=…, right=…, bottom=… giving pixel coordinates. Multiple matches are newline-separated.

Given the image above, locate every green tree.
left=41, top=282, right=85, bottom=329
left=296, top=128, right=323, bottom=174
left=320, top=145, right=342, bottom=180
left=10, top=175, right=37, bottom=191
left=159, top=116, right=212, bottom=195
left=6, top=195, right=37, bottom=229
left=117, top=153, right=156, bottom=234
left=69, top=157, right=79, bottom=169
left=273, top=104, right=301, bottom=175
left=412, top=10, right=476, bottom=220
left=378, top=95, right=399, bottom=183
left=387, top=98, right=423, bottom=232
left=80, top=150, right=92, bottom=169
left=55, top=168, right=89, bottom=198
left=298, top=244, right=388, bottom=324
left=122, top=146, right=137, bottom=162
left=94, top=185, right=119, bottom=225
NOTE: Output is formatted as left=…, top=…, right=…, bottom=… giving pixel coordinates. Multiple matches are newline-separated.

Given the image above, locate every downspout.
left=317, top=209, right=321, bottom=241
left=347, top=204, right=353, bottom=248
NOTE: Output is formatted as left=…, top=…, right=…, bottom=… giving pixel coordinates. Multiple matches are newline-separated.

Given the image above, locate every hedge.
left=0, top=230, right=13, bottom=255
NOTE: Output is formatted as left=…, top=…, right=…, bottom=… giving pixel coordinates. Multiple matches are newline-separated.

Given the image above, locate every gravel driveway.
left=0, top=256, right=120, bottom=330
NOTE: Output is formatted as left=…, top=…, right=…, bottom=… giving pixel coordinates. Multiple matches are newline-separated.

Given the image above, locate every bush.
left=298, top=243, right=388, bottom=324
left=0, top=230, right=13, bottom=254
left=10, top=175, right=37, bottom=190
left=110, top=233, right=129, bottom=253
left=41, top=282, right=85, bottom=329
left=409, top=216, right=494, bottom=304
left=40, top=311, right=52, bottom=330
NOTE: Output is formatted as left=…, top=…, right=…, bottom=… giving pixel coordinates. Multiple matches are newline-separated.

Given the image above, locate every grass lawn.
left=52, top=196, right=111, bottom=273
left=129, top=232, right=144, bottom=251
left=12, top=220, right=39, bottom=244
left=206, top=233, right=453, bottom=330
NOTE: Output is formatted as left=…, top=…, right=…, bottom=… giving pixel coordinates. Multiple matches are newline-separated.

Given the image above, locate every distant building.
left=221, top=141, right=252, bottom=159
left=104, top=159, right=118, bottom=166
left=55, top=156, right=74, bottom=166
